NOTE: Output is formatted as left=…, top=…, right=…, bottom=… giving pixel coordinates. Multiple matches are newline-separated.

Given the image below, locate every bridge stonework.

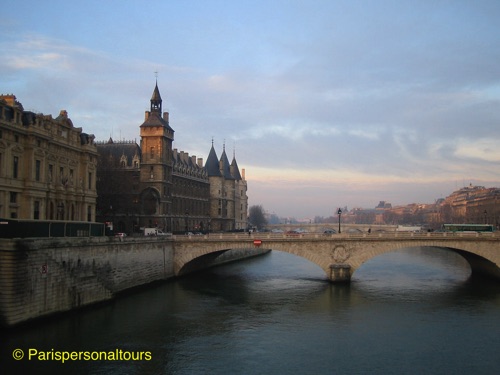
left=173, top=233, right=500, bottom=283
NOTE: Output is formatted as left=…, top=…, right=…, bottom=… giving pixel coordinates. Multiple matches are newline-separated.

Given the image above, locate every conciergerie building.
left=0, top=84, right=248, bottom=235
left=95, top=82, right=248, bottom=234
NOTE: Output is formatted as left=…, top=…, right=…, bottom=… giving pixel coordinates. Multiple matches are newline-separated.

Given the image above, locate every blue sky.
left=2, top=0, right=500, bottom=218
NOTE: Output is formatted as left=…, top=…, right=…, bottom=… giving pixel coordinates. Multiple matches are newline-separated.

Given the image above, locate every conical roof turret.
left=220, top=145, right=234, bottom=180
left=230, top=153, right=242, bottom=180
left=205, top=142, right=222, bottom=177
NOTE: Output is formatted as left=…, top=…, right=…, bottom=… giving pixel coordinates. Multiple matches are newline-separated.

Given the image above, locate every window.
left=35, top=160, right=41, bottom=181
left=150, top=146, right=154, bottom=158
left=10, top=192, right=17, bottom=204
left=88, top=172, right=92, bottom=189
left=13, top=156, right=18, bottom=178
left=34, top=201, right=40, bottom=220
left=48, top=164, right=53, bottom=182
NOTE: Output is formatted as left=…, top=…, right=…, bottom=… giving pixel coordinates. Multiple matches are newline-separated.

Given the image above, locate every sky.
left=2, top=0, right=500, bottom=219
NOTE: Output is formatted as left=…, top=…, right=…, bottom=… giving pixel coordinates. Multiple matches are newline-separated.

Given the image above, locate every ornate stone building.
left=96, top=82, right=247, bottom=234
left=0, top=94, right=98, bottom=221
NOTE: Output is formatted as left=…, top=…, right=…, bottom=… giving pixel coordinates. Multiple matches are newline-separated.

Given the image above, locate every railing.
left=171, top=231, right=499, bottom=241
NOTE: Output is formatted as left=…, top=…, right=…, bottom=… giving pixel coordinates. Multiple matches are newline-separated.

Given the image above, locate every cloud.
left=455, top=138, right=500, bottom=162
left=3, top=1, right=500, bottom=217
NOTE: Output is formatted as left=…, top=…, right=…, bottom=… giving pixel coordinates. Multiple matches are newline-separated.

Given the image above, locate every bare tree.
left=248, top=205, right=268, bottom=230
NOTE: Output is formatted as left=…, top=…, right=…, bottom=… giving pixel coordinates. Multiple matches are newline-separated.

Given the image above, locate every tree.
left=248, top=205, right=268, bottom=230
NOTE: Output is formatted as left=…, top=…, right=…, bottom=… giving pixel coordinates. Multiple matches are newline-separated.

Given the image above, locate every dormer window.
left=120, top=154, right=127, bottom=168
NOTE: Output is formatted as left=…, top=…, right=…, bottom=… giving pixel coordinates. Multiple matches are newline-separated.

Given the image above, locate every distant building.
left=441, top=184, right=500, bottom=226
left=0, top=94, right=98, bottom=221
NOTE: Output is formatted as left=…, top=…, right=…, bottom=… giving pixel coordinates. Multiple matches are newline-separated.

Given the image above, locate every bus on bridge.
left=442, top=224, right=496, bottom=233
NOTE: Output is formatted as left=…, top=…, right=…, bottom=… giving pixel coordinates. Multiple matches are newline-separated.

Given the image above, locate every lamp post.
left=484, top=210, right=487, bottom=224
left=185, top=211, right=189, bottom=234
left=337, top=208, right=342, bottom=234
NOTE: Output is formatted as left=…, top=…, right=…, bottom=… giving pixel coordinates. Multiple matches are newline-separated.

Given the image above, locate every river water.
left=1, top=247, right=499, bottom=374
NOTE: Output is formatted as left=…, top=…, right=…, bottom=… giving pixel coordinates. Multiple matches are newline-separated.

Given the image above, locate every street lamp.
left=484, top=210, right=487, bottom=224
left=337, top=208, right=342, bottom=234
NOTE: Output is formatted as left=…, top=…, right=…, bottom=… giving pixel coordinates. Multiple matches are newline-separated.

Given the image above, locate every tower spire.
left=150, top=79, right=162, bottom=114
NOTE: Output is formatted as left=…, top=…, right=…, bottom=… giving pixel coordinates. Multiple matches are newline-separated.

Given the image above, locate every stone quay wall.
left=0, top=237, right=267, bottom=327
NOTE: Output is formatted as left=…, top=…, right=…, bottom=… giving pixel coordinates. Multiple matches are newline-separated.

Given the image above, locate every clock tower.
left=139, top=81, right=174, bottom=230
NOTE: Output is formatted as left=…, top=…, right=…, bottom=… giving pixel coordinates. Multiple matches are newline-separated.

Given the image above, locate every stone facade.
left=0, top=94, right=98, bottom=222
left=0, top=237, right=173, bottom=326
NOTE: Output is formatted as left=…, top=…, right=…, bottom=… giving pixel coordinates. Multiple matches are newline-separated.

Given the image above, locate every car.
left=323, top=229, right=336, bottom=235
left=115, top=232, right=127, bottom=237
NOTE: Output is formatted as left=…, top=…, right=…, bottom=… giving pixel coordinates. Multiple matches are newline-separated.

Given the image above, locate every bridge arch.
left=177, top=248, right=240, bottom=276
left=339, top=240, right=500, bottom=282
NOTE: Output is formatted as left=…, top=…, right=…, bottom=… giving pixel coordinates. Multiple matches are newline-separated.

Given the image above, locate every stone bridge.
left=173, top=232, right=500, bottom=282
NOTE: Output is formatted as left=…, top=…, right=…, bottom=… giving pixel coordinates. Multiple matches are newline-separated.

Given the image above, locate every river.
left=1, top=247, right=499, bottom=374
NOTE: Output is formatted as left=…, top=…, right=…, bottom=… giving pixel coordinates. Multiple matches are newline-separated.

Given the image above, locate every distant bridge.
left=173, top=232, right=500, bottom=282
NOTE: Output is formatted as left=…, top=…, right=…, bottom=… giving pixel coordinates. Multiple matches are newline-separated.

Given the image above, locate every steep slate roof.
left=140, top=111, right=174, bottom=132
left=220, top=147, right=235, bottom=180
left=230, top=156, right=242, bottom=180
left=151, top=83, right=162, bottom=102
left=205, top=144, right=222, bottom=177
left=97, top=138, right=141, bottom=167
left=172, top=150, right=207, bottom=179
